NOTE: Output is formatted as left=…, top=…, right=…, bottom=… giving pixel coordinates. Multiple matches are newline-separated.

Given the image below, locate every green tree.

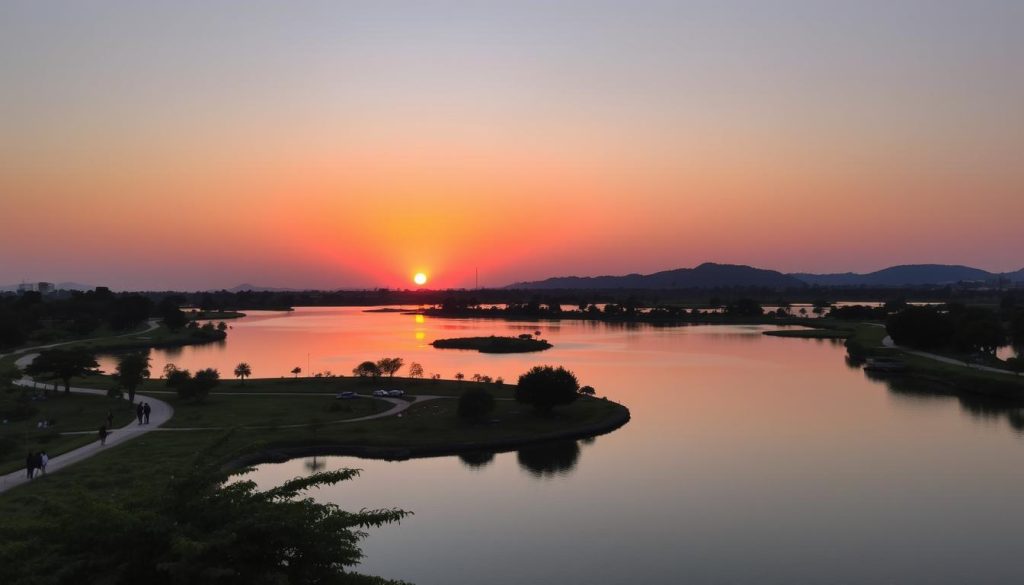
left=515, top=365, right=580, bottom=412
left=24, top=348, right=100, bottom=394
left=234, top=362, right=252, bottom=385
left=458, top=388, right=495, bottom=422
left=352, top=361, right=381, bottom=378
left=114, top=353, right=151, bottom=403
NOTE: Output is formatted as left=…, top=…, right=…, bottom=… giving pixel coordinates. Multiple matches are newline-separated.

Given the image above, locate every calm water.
left=106, top=308, right=1024, bottom=584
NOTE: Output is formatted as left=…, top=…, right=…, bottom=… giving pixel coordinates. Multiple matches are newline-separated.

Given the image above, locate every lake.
left=103, top=307, right=1024, bottom=584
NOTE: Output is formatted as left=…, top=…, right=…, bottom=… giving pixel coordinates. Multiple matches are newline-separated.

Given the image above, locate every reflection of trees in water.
left=458, top=451, right=495, bottom=469
left=304, top=456, right=326, bottom=473
left=517, top=440, right=581, bottom=478
left=876, top=372, right=1024, bottom=435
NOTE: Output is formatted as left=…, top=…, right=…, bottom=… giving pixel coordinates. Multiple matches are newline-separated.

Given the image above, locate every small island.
left=431, top=335, right=552, bottom=353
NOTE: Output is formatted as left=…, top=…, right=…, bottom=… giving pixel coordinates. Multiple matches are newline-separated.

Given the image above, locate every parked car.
left=386, top=389, right=405, bottom=397
left=335, top=391, right=358, bottom=400
left=372, top=389, right=388, bottom=397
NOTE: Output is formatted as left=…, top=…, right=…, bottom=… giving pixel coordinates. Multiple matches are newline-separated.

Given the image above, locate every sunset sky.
left=2, top=1, right=1022, bottom=290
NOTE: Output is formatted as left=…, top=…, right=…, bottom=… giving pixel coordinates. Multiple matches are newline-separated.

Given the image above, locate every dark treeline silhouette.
left=2, top=285, right=1019, bottom=350
left=0, top=288, right=152, bottom=348
left=887, top=302, right=1024, bottom=355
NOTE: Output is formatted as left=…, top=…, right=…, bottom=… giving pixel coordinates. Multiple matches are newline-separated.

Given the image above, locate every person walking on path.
left=143, top=403, right=151, bottom=424
left=39, top=451, right=48, bottom=475
left=26, top=452, right=35, bottom=480
left=99, top=425, right=108, bottom=446
left=136, top=403, right=144, bottom=425
left=106, top=409, right=114, bottom=429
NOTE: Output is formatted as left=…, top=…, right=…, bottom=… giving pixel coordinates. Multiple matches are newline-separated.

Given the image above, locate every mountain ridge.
left=509, top=263, right=1024, bottom=289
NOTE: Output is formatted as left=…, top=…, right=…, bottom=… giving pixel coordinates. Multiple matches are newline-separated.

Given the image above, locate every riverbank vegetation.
left=1, top=356, right=628, bottom=584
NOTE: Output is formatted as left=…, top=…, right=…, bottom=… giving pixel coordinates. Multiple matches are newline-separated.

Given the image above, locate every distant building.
left=37, top=282, right=54, bottom=294
left=16, top=282, right=34, bottom=293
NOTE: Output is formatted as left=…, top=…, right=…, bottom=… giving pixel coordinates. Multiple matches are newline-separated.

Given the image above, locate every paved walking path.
left=0, top=353, right=174, bottom=494
left=881, top=335, right=1018, bottom=376
left=0, top=322, right=459, bottom=494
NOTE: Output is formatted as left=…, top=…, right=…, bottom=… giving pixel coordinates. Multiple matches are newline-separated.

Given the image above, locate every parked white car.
left=372, top=389, right=388, bottom=397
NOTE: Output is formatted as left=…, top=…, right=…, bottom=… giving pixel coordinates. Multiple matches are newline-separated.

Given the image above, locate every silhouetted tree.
left=24, top=349, right=100, bottom=393
left=159, top=298, right=188, bottom=331
left=114, top=352, right=151, bottom=403
left=291, top=367, right=302, bottom=378
left=515, top=365, right=579, bottom=412
left=454, top=372, right=465, bottom=381
left=234, top=362, right=252, bottom=385
left=579, top=385, right=596, bottom=396
left=352, top=361, right=381, bottom=377
left=375, top=357, right=404, bottom=377
left=167, top=368, right=218, bottom=402
left=191, top=368, right=220, bottom=401
left=408, top=362, right=424, bottom=378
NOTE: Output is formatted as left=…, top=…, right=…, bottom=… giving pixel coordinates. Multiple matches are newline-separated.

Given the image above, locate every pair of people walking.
left=136, top=402, right=151, bottom=425
left=24, top=451, right=48, bottom=479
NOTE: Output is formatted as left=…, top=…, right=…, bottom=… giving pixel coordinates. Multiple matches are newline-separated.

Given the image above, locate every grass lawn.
left=162, top=393, right=393, bottom=429
left=0, top=390, right=626, bottom=522
left=0, top=391, right=135, bottom=474
left=67, top=374, right=518, bottom=399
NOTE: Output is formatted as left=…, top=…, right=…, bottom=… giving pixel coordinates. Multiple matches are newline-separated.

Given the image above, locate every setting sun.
left=413, top=272, right=428, bottom=286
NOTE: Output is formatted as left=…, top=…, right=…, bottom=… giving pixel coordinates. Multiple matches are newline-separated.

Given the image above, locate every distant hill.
left=792, top=264, right=998, bottom=287
left=1005, top=268, right=1024, bottom=283
left=508, top=263, right=805, bottom=290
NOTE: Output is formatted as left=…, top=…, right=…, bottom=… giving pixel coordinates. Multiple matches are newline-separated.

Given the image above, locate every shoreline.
left=224, top=400, right=631, bottom=469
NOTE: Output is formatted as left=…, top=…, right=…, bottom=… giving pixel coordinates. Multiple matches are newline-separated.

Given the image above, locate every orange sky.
left=2, top=2, right=1022, bottom=289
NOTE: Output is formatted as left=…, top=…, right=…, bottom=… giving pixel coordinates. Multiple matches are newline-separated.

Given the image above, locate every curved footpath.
left=0, top=321, right=171, bottom=494
left=0, top=353, right=174, bottom=494
left=881, top=335, right=1018, bottom=376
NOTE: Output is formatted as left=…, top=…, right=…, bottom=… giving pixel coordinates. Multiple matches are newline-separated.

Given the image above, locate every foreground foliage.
left=0, top=436, right=411, bottom=585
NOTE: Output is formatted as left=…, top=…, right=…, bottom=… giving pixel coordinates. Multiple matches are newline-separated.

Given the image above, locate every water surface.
left=110, top=308, right=1024, bottom=584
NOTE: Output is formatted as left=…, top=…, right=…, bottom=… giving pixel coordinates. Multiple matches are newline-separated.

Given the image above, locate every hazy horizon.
left=3, top=1, right=1022, bottom=290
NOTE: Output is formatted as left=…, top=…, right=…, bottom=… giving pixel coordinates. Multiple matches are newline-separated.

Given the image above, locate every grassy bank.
left=2, top=374, right=627, bottom=485
left=0, top=391, right=135, bottom=474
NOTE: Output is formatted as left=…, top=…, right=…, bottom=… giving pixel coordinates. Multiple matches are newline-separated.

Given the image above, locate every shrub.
left=515, top=366, right=580, bottom=412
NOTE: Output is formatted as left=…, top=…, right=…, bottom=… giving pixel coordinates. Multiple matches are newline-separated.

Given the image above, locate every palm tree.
left=234, top=362, right=252, bottom=385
